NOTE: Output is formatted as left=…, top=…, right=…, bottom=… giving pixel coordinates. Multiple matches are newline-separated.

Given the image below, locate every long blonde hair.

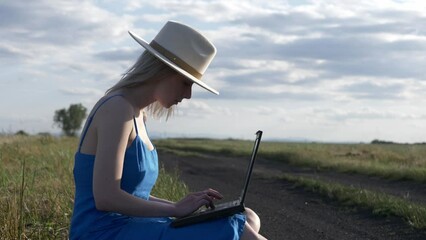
left=106, top=51, right=176, bottom=119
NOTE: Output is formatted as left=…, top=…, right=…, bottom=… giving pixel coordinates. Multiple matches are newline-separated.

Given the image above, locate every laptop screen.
left=239, top=130, right=263, bottom=203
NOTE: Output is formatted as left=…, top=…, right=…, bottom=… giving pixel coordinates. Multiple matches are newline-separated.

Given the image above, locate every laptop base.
left=171, top=204, right=245, bottom=228
left=170, top=130, right=262, bottom=228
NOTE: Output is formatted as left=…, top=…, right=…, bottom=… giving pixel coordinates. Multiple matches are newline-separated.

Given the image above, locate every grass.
left=3, top=136, right=426, bottom=237
left=154, top=138, right=426, bottom=183
left=281, top=174, right=426, bottom=229
left=0, top=136, right=188, bottom=239
left=152, top=165, right=189, bottom=202
left=0, top=136, right=74, bottom=239
left=154, top=138, right=426, bottom=230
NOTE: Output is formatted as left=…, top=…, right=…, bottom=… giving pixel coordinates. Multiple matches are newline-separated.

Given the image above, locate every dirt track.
left=158, top=150, right=426, bottom=240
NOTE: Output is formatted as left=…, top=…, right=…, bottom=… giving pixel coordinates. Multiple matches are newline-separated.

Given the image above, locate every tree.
left=15, top=130, right=29, bottom=136
left=53, top=103, right=87, bottom=137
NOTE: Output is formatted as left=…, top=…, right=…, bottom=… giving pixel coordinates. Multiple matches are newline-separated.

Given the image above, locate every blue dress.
left=69, top=95, right=246, bottom=240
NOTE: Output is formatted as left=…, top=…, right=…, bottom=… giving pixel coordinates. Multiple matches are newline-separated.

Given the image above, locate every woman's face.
left=155, top=73, right=193, bottom=108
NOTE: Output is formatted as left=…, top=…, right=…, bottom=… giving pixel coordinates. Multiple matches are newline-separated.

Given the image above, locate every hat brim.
left=128, top=31, right=219, bottom=95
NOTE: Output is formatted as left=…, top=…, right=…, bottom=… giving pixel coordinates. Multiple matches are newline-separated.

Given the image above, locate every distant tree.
left=37, top=132, right=52, bottom=137
left=15, top=130, right=29, bottom=136
left=53, top=103, right=87, bottom=137
left=371, top=139, right=395, bottom=144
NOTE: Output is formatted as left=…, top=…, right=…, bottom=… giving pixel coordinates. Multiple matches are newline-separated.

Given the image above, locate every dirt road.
left=158, top=150, right=426, bottom=240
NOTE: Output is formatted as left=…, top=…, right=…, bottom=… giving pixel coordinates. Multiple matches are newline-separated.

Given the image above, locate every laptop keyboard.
left=215, top=200, right=240, bottom=209
left=196, top=200, right=240, bottom=214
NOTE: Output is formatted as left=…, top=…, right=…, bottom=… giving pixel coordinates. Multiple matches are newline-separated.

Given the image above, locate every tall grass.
left=152, top=165, right=189, bottom=202
left=282, top=174, right=426, bottom=229
left=0, top=136, right=188, bottom=239
left=0, top=136, right=74, bottom=239
left=156, top=138, right=426, bottom=230
left=154, top=139, right=426, bottom=182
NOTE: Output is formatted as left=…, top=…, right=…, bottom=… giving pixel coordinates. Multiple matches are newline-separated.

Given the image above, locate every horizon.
left=1, top=0, right=426, bottom=143
left=4, top=128, right=425, bottom=145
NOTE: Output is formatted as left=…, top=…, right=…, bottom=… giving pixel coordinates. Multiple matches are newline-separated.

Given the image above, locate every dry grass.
left=0, top=136, right=188, bottom=239
left=0, top=135, right=74, bottom=239
left=282, top=174, right=426, bottom=229
left=155, top=139, right=426, bottom=182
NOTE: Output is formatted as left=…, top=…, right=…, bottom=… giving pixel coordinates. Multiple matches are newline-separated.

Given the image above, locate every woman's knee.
left=241, top=222, right=267, bottom=240
left=244, top=207, right=261, bottom=233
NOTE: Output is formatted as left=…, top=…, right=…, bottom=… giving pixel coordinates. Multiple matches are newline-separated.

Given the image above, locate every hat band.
left=150, top=40, right=203, bottom=79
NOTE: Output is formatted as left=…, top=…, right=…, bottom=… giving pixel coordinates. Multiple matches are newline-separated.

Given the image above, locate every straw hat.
left=128, top=21, right=219, bottom=95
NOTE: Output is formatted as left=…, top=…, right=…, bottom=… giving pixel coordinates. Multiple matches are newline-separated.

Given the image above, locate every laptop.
left=171, top=130, right=263, bottom=227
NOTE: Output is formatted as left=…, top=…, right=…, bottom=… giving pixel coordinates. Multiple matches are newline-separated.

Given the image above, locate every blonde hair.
left=106, top=51, right=176, bottom=120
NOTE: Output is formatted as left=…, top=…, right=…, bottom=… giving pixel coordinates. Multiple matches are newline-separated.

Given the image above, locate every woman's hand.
left=172, top=188, right=223, bottom=217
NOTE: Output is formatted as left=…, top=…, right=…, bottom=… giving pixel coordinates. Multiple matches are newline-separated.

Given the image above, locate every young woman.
left=69, top=21, right=267, bottom=240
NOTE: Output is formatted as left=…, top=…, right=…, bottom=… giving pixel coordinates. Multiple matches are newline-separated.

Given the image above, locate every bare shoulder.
left=94, top=95, right=134, bottom=125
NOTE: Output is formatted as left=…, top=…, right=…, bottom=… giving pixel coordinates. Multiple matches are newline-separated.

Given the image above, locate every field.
left=155, top=138, right=426, bottom=231
left=1, top=136, right=426, bottom=239
left=156, top=138, right=426, bottom=182
left=0, top=136, right=187, bottom=239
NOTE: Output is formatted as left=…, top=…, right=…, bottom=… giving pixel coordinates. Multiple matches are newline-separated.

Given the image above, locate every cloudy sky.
left=1, top=0, right=426, bottom=143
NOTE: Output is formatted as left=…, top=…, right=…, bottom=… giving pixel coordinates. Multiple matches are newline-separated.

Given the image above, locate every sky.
left=1, top=0, right=426, bottom=143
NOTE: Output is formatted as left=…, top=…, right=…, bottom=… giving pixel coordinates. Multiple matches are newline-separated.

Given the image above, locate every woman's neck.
left=112, top=84, right=156, bottom=113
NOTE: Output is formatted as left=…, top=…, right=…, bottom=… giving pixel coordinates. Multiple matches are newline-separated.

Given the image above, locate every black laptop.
left=171, top=130, right=263, bottom=227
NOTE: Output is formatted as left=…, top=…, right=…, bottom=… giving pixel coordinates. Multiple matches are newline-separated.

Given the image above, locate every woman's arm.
left=91, top=98, right=220, bottom=218
left=149, top=195, right=174, bottom=205
left=91, top=98, right=175, bottom=217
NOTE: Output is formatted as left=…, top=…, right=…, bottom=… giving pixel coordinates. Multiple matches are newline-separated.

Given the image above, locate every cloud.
left=60, top=87, right=104, bottom=96
left=1, top=0, right=426, bottom=142
left=339, top=81, right=405, bottom=100
left=174, top=100, right=233, bottom=118
left=0, top=0, right=133, bottom=68
left=313, top=107, right=426, bottom=122
left=205, top=3, right=426, bottom=80
left=94, top=48, right=140, bottom=62
left=6, top=0, right=422, bottom=100
left=144, top=0, right=269, bottom=22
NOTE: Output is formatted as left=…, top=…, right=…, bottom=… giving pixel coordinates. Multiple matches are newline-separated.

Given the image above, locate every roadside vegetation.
left=2, top=135, right=426, bottom=238
left=155, top=138, right=426, bottom=230
left=155, top=138, right=426, bottom=183
left=0, top=135, right=187, bottom=239
left=282, top=174, right=426, bottom=229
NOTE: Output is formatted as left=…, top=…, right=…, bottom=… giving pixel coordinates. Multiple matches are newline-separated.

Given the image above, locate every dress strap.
left=78, top=94, right=123, bottom=153
left=133, top=117, right=139, bottom=136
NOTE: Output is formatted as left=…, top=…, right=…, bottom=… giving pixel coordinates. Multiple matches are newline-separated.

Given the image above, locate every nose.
left=183, top=84, right=192, bottom=99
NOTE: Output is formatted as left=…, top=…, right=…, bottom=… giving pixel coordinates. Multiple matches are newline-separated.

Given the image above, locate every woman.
left=70, top=21, right=267, bottom=240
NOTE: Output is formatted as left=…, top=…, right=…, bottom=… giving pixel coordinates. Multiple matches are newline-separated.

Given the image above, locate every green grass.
left=152, top=165, right=189, bottom=202
left=3, top=136, right=426, bottom=237
left=154, top=138, right=426, bottom=229
left=155, top=138, right=426, bottom=182
left=281, top=174, right=426, bottom=229
left=0, top=136, right=188, bottom=239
